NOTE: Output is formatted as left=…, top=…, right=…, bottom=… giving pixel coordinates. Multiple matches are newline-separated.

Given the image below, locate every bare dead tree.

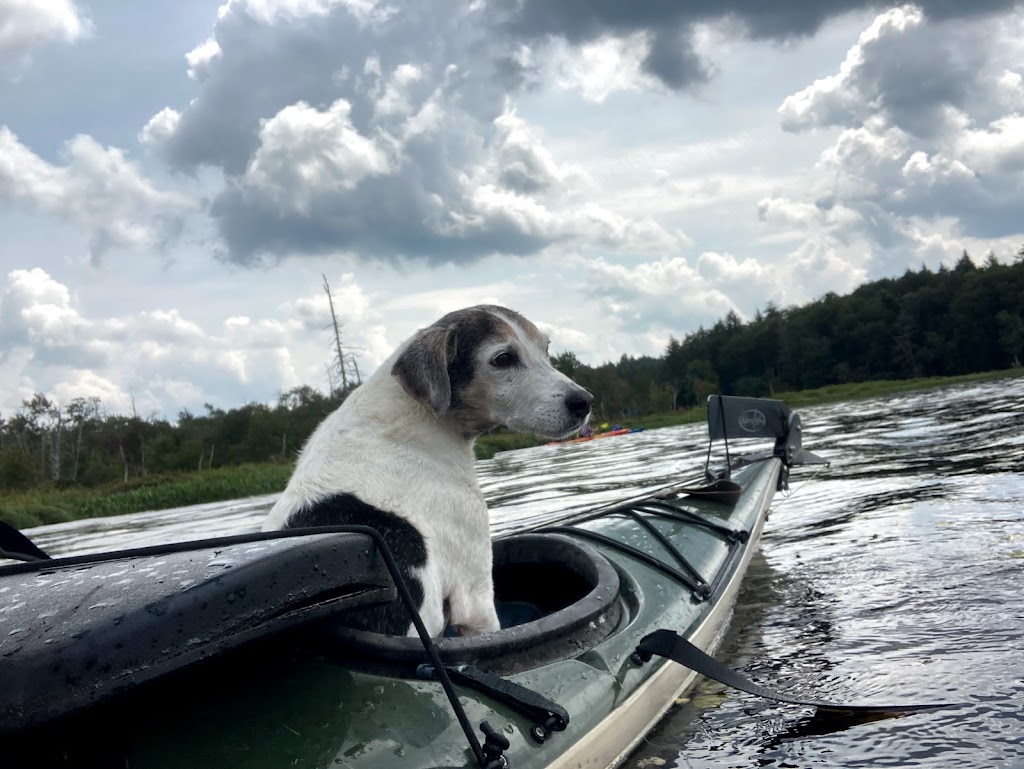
left=325, top=362, right=337, bottom=398
left=322, top=274, right=363, bottom=394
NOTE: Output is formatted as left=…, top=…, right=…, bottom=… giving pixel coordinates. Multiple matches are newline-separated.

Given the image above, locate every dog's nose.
left=564, top=390, right=593, bottom=418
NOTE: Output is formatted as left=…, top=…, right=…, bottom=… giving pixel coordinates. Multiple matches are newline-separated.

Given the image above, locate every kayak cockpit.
left=320, top=533, right=622, bottom=676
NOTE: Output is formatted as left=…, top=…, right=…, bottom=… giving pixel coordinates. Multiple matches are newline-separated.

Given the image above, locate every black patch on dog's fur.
left=284, top=493, right=427, bottom=636
left=444, top=310, right=499, bottom=407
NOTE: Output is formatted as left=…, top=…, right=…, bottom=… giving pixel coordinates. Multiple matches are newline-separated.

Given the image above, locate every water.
left=625, top=379, right=1024, bottom=769
left=23, top=378, right=1024, bottom=768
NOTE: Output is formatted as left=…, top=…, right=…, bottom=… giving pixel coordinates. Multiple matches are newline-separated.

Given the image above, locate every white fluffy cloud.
left=0, top=0, right=87, bottom=71
left=577, top=255, right=745, bottom=335
left=492, top=107, right=589, bottom=194
left=240, top=99, right=396, bottom=216
left=138, top=108, right=182, bottom=148
left=957, top=115, right=1024, bottom=175
left=0, top=127, right=196, bottom=262
left=779, top=6, right=929, bottom=133
left=769, top=5, right=1024, bottom=275
left=0, top=268, right=385, bottom=417
left=281, top=272, right=372, bottom=332
left=0, top=267, right=109, bottom=370
left=185, top=37, right=221, bottom=81
left=138, top=0, right=681, bottom=265
left=552, top=32, right=659, bottom=104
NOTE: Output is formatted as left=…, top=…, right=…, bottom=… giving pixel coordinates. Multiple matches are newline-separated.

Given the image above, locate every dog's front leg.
left=448, top=574, right=501, bottom=636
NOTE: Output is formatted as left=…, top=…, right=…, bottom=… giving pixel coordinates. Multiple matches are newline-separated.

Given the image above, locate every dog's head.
left=391, top=305, right=593, bottom=439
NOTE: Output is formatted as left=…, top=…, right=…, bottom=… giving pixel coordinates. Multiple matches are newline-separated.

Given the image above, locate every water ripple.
left=627, top=377, right=1024, bottom=769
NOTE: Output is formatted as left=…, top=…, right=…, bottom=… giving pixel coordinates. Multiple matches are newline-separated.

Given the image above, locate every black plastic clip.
left=480, top=721, right=510, bottom=769
left=419, top=663, right=569, bottom=746
left=529, top=713, right=569, bottom=744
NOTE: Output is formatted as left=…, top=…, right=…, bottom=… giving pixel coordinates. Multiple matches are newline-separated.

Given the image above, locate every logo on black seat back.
left=739, top=409, right=767, bottom=433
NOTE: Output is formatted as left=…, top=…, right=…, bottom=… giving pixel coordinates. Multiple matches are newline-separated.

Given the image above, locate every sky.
left=2, top=0, right=1023, bottom=420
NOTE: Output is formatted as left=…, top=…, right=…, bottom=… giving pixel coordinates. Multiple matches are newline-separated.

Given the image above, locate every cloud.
left=0, top=267, right=386, bottom=417
left=138, top=108, right=182, bottom=147
left=0, top=127, right=196, bottom=263
left=492, top=107, right=589, bottom=193
left=550, top=32, right=660, bottom=103
left=132, top=0, right=1021, bottom=267
left=239, top=98, right=396, bottom=217
left=0, top=0, right=88, bottom=71
left=957, top=114, right=1024, bottom=174
left=754, top=195, right=874, bottom=295
left=493, top=0, right=1020, bottom=93
left=576, top=255, right=741, bottom=334
left=139, top=0, right=687, bottom=265
left=280, top=272, right=373, bottom=332
left=0, top=267, right=109, bottom=370
left=552, top=248, right=870, bottom=363
left=147, top=0, right=497, bottom=176
left=767, top=5, right=1024, bottom=275
left=185, top=37, right=221, bottom=81
left=777, top=5, right=998, bottom=139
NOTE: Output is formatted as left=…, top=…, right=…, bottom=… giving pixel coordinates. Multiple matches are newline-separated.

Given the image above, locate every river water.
left=25, top=378, right=1024, bottom=768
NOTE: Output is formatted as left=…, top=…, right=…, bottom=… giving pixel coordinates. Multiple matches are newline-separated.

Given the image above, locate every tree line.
left=0, top=385, right=350, bottom=492
left=2, top=249, right=1022, bottom=492
left=555, top=249, right=1023, bottom=420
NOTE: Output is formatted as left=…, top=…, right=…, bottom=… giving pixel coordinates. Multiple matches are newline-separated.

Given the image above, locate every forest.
left=2, top=249, right=1022, bottom=494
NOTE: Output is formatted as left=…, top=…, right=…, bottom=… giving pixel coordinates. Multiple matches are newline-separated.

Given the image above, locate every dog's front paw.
left=451, top=609, right=501, bottom=637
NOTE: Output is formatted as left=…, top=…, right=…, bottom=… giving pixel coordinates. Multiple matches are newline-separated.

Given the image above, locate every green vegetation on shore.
left=3, top=368, right=1019, bottom=529
left=0, top=463, right=294, bottom=531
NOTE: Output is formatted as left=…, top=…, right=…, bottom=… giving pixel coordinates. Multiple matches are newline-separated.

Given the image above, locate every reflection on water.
left=23, top=377, right=1024, bottom=768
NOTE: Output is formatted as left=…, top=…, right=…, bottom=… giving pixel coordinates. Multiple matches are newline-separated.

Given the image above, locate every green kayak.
left=1, top=396, right=816, bottom=769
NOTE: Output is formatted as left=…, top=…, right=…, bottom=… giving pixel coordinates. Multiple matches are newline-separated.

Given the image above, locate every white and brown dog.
left=262, top=305, right=592, bottom=638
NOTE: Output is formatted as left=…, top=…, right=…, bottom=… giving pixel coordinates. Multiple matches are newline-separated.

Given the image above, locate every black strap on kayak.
left=620, top=511, right=710, bottom=595
left=632, top=501, right=747, bottom=542
left=0, top=521, right=51, bottom=562
left=544, top=500, right=750, bottom=604
left=632, top=629, right=962, bottom=716
left=419, top=663, right=569, bottom=744
left=543, top=525, right=712, bottom=601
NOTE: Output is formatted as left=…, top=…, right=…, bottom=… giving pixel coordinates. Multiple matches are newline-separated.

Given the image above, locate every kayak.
left=546, top=427, right=643, bottom=446
left=1, top=396, right=817, bottom=769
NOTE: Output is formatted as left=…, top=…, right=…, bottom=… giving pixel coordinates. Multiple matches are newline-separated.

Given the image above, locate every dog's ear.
left=391, top=324, right=456, bottom=417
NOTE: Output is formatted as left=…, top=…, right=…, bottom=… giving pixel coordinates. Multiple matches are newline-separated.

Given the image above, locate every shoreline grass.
left=3, top=367, right=1020, bottom=528
left=0, top=463, right=294, bottom=530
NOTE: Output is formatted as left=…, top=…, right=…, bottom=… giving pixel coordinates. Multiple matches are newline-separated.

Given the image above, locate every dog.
left=262, top=305, right=593, bottom=638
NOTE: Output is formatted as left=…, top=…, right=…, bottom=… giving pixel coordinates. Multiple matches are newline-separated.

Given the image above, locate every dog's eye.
left=491, top=350, right=518, bottom=368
